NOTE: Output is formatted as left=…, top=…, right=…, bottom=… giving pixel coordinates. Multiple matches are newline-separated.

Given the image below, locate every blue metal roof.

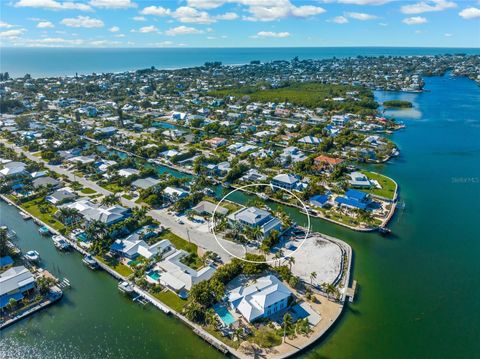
left=345, top=189, right=368, bottom=201
left=0, top=256, right=14, bottom=267
left=335, top=196, right=368, bottom=210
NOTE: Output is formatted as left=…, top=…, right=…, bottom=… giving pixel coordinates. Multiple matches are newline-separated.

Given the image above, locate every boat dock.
left=346, top=280, right=358, bottom=302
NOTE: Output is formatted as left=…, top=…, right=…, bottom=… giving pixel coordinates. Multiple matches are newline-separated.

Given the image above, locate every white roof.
left=228, top=275, right=292, bottom=322
left=0, top=266, right=35, bottom=296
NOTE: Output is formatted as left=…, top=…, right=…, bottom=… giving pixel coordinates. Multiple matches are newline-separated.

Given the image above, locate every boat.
left=39, top=226, right=51, bottom=236
left=118, top=281, right=134, bottom=295
left=24, top=250, right=41, bottom=262
left=82, top=255, right=98, bottom=269
left=52, top=235, right=71, bottom=251
left=19, top=211, right=31, bottom=220
left=0, top=226, right=17, bottom=240
left=378, top=227, right=392, bottom=235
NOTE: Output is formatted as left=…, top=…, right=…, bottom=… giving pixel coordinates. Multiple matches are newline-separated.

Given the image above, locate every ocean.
left=1, top=47, right=480, bottom=78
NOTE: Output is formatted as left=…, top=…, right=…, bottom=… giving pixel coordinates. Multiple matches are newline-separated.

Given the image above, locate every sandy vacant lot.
left=286, top=235, right=343, bottom=286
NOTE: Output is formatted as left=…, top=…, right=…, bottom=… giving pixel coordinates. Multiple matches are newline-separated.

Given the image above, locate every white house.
left=228, top=275, right=292, bottom=322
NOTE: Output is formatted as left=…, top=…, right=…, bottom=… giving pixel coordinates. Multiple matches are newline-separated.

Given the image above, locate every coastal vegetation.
left=383, top=100, right=413, bottom=108
left=210, top=82, right=378, bottom=115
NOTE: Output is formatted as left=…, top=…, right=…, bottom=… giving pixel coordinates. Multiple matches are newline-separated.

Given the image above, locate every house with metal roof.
left=228, top=206, right=282, bottom=239
left=228, top=275, right=292, bottom=322
left=0, top=266, right=36, bottom=309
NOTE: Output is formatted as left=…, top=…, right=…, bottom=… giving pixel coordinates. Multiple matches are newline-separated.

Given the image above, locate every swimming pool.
left=147, top=271, right=160, bottom=281
left=76, top=232, right=88, bottom=242
left=214, top=304, right=236, bottom=326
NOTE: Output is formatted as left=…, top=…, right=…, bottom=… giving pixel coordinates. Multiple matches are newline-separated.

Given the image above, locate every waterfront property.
left=228, top=275, right=292, bottom=323
left=228, top=206, right=282, bottom=239
left=0, top=266, right=35, bottom=309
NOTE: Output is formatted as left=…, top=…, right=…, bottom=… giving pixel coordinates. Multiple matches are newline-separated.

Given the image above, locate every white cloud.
left=15, top=0, right=92, bottom=11
left=403, top=16, right=428, bottom=25
left=37, top=21, right=54, bottom=28
left=331, top=16, right=349, bottom=24
left=147, top=1, right=324, bottom=22
left=444, top=33, right=452, bottom=36
left=141, top=6, right=237, bottom=24
left=89, top=0, right=136, bottom=9
left=172, top=6, right=215, bottom=24
left=133, top=16, right=146, bottom=21
left=16, top=37, right=86, bottom=47
left=346, top=12, right=378, bottom=20
left=138, top=25, right=158, bottom=33
left=254, top=31, right=290, bottom=38
left=0, top=28, right=26, bottom=38
left=336, top=0, right=391, bottom=4
left=0, top=21, right=15, bottom=28
left=215, top=12, right=238, bottom=20
left=109, top=26, right=120, bottom=32
left=245, top=2, right=326, bottom=21
left=140, top=6, right=171, bottom=16
left=459, top=7, right=480, bottom=19
left=165, top=25, right=203, bottom=36
left=401, top=1, right=456, bottom=15
left=90, top=40, right=121, bottom=46
left=61, top=16, right=104, bottom=28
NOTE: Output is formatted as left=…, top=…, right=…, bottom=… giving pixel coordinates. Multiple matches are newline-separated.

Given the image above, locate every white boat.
left=257, top=193, right=268, bottom=200
left=82, top=255, right=98, bottom=269
left=24, top=250, right=40, bottom=262
left=19, top=211, right=31, bottom=220
left=0, top=226, right=17, bottom=239
left=52, top=235, right=71, bottom=251
left=118, top=281, right=134, bottom=295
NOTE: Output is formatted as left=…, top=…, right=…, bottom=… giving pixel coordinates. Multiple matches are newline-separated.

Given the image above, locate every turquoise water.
left=214, top=304, right=236, bottom=326
left=147, top=271, right=160, bottom=281
left=2, top=47, right=480, bottom=78
left=152, top=122, right=178, bottom=129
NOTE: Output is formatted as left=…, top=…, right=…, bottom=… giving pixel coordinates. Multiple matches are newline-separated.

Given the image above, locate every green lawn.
left=102, top=183, right=124, bottom=193
left=96, top=256, right=134, bottom=277
left=204, top=326, right=241, bottom=349
left=80, top=188, right=96, bottom=194
left=252, top=326, right=282, bottom=348
left=158, top=230, right=198, bottom=254
left=361, top=171, right=397, bottom=200
left=152, top=290, right=187, bottom=312
left=21, top=198, right=65, bottom=231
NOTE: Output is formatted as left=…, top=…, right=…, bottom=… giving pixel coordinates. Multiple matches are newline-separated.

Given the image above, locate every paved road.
left=1, top=139, right=243, bottom=262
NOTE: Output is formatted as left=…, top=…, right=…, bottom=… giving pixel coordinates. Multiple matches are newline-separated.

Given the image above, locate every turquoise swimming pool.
left=76, top=232, right=88, bottom=242
left=147, top=271, right=160, bottom=281
left=214, top=304, right=236, bottom=326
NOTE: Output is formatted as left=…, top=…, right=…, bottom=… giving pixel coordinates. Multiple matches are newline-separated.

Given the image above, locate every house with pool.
left=147, top=249, right=216, bottom=298
left=227, top=275, right=292, bottom=323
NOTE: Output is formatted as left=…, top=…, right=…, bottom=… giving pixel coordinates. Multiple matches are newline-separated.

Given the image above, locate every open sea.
left=1, top=48, right=480, bottom=358
left=1, top=47, right=480, bottom=78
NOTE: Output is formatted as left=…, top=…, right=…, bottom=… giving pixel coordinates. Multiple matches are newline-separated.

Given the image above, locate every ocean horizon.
left=2, top=46, right=480, bottom=78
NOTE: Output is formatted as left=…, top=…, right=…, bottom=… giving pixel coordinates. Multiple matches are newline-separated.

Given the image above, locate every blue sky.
left=0, top=0, right=479, bottom=47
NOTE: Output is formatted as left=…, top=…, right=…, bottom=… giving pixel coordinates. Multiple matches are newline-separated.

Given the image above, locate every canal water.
left=1, top=74, right=479, bottom=358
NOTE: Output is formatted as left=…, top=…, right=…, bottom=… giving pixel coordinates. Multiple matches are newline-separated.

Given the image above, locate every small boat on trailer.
left=52, top=235, right=71, bottom=251
left=82, top=255, right=98, bottom=269
left=24, top=250, right=41, bottom=262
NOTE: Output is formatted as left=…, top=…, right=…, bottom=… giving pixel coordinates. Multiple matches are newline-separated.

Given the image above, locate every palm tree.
left=287, top=256, right=295, bottom=270
left=251, top=226, right=262, bottom=242
left=310, top=271, right=317, bottom=286
left=101, top=194, right=120, bottom=207
left=283, top=312, right=293, bottom=343
left=322, top=282, right=339, bottom=300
